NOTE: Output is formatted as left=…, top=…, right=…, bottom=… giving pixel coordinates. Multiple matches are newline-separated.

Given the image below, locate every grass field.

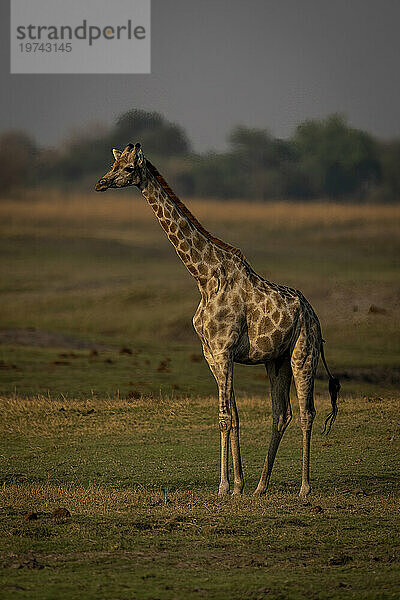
left=0, top=190, right=399, bottom=599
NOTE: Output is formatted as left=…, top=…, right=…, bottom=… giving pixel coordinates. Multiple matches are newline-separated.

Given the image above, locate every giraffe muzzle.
left=94, top=180, right=109, bottom=192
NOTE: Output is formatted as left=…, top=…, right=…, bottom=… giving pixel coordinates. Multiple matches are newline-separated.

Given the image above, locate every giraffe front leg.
left=207, top=352, right=234, bottom=496
left=218, top=410, right=231, bottom=496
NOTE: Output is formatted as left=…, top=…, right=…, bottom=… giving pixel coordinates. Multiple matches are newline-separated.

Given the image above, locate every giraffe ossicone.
left=95, top=142, right=340, bottom=497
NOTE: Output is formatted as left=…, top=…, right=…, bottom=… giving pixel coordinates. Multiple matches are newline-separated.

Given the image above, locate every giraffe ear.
left=112, top=149, right=122, bottom=161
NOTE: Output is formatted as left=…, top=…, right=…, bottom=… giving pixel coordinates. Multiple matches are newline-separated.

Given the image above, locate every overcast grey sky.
left=1, top=0, right=399, bottom=151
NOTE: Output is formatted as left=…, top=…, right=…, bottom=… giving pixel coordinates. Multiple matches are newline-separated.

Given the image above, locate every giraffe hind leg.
left=291, top=337, right=319, bottom=498
left=254, top=354, right=292, bottom=496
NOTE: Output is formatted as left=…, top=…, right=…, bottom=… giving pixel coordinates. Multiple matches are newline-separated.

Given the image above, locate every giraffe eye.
left=124, top=166, right=134, bottom=173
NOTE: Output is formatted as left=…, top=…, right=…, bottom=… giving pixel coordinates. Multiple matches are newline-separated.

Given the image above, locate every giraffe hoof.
left=218, top=485, right=230, bottom=497
left=232, top=488, right=244, bottom=497
left=253, top=488, right=266, bottom=497
left=299, top=484, right=311, bottom=498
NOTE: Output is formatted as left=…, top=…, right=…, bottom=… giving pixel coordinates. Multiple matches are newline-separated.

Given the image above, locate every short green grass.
left=0, top=192, right=399, bottom=598
left=0, top=395, right=399, bottom=599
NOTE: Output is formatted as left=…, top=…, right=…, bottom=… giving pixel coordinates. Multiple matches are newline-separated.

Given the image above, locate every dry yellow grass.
left=0, top=393, right=336, bottom=437
left=1, top=189, right=399, bottom=235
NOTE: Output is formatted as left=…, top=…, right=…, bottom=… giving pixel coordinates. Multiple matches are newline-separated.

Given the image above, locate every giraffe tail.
left=320, top=341, right=340, bottom=435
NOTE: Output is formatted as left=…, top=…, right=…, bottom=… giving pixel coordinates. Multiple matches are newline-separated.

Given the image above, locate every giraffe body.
left=193, top=266, right=320, bottom=367
left=95, top=143, right=338, bottom=497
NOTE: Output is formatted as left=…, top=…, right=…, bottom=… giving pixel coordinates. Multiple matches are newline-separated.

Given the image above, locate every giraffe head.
left=94, top=143, right=147, bottom=192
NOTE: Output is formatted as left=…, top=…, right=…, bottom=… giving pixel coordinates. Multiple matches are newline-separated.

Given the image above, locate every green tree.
left=0, top=130, right=38, bottom=195
left=112, top=109, right=191, bottom=157
left=293, top=114, right=381, bottom=199
left=228, top=126, right=296, bottom=199
left=378, top=139, right=400, bottom=201
left=191, top=153, right=241, bottom=199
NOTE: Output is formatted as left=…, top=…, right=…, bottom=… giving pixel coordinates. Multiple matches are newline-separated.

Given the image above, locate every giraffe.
left=95, top=142, right=340, bottom=498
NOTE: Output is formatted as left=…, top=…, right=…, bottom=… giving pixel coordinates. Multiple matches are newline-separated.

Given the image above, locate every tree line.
left=1, top=109, right=399, bottom=201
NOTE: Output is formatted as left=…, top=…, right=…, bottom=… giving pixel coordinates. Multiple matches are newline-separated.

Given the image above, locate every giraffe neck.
left=140, top=160, right=245, bottom=289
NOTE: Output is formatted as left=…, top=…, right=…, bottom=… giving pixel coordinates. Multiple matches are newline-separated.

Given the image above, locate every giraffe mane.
left=145, top=159, right=247, bottom=263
